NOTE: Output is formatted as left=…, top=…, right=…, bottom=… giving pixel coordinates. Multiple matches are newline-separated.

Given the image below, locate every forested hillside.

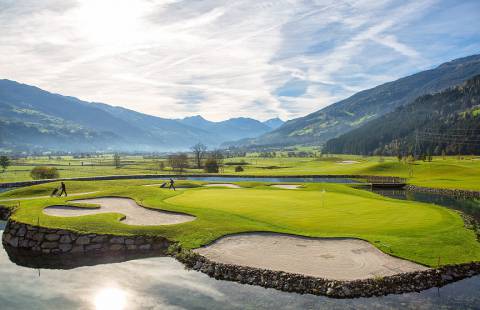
left=324, top=75, right=480, bottom=156
left=232, top=54, right=480, bottom=148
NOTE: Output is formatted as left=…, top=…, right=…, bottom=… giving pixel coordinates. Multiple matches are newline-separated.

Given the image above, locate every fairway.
left=2, top=180, right=479, bottom=267
left=1, top=154, right=480, bottom=191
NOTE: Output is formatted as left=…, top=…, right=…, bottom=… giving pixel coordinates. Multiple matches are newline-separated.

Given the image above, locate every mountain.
left=0, top=80, right=273, bottom=152
left=232, top=54, right=480, bottom=148
left=324, top=75, right=480, bottom=155
left=263, top=117, right=284, bottom=130
left=179, top=115, right=272, bottom=141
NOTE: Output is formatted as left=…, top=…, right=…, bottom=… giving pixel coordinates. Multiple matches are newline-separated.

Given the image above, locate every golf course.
left=2, top=154, right=480, bottom=191
left=1, top=178, right=479, bottom=269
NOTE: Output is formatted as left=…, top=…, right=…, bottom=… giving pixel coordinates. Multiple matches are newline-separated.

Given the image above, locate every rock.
left=41, top=241, right=58, bottom=249
left=32, top=233, right=45, bottom=242
left=76, top=236, right=90, bottom=245
left=139, top=244, right=151, bottom=250
left=8, top=236, right=19, bottom=247
left=71, top=245, right=84, bottom=253
left=110, top=236, right=125, bottom=244
left=193, top=261, right=203, bottom=270
left=86, top=244, right=103, bottom=251
left=91, top=235, right=108, bottom=243
left=45, top=233, right=60, bottom=241
left=59, top=243, right=73, bottom=252
left=125, top=238, right=135, bottom=245
left=109, top=244, right=125, bottom=251
left=59, top=235, right=72, bottom=243
left=17, top=226, right=27, bottom=237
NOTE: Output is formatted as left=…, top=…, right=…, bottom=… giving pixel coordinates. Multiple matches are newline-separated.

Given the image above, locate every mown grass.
left=1, top=179, right=479, bottom=267
left=1, top=155, right=479, bottom=191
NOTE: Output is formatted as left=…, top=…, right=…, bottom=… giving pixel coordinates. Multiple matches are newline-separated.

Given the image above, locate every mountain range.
left=2, top=54, right=480, bottom=154
left=230, top=54, right=480, bottom=148
left=324, top=75, right=480, bottom=156
left=0, top=80, right=282, bottom=152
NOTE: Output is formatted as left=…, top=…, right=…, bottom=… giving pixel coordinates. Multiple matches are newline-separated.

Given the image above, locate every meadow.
left=1, top=179, right=479, bottom=267
left=1, top=154, right=480, bottom=191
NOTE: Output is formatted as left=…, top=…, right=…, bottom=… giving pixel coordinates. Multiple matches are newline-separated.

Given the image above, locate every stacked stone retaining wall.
left=405, top=185, right=480, bottom=199
left=2, top=220, right=172, bottom=255
left=176, top=251, right=480, bottom=298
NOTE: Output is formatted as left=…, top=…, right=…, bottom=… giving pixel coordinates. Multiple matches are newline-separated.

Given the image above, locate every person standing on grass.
left=169, top=178, right=176, bottom=191
left=58, top=181, right=67, bottom=197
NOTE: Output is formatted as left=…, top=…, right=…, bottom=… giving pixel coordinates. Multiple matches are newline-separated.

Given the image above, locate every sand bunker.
left=204, top=184, right=241, bottom=188
left=194, top=233, right=427, bottom=280
left=44, top=197, right=195, bottom=226
left=337, top=160, right=360, bottom=164
left=270, top=184, right=300, bottom=189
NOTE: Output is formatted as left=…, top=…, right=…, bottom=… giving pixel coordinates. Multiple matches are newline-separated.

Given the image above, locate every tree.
left=113, top=153, right=121, bottom=168
left=210, top=150, right=224, bottom=172
left=235, top=165, right=244, bottom=172
left=30, top=166, right=59, bottom=180
left=204, top=157, right=219, bottom=173
left=158, top=161, right=165, bottom=171
left=0, top=156, right=10, bottom=172
left=191, top=143, right=207, bottom=169
left=168, top=153, right=189, bottom=172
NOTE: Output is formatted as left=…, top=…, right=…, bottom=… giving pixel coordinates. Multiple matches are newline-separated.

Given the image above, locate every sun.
left=73, top=0, right=148, bottom=44
left=94, top=287, right=127, bottom=310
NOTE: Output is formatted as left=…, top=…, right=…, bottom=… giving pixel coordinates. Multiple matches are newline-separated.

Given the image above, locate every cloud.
left=0, top=0, right=478, bottom=121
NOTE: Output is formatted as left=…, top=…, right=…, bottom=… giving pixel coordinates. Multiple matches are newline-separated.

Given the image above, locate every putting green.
left=1, top=180, right=479, bottom=267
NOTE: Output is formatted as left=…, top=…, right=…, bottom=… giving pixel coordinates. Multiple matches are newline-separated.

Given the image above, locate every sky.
left=0, top=0, right=479, bottom=121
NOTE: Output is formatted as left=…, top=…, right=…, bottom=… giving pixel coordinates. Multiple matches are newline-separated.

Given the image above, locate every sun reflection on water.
left=94, top=287, right=127, bottom=310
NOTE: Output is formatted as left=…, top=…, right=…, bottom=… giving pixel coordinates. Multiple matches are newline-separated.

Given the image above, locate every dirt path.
left=0, top=192, right=99, bottom=202
left=194, top=233, right=428, bottom=280
left=44, top=197, right=195, bottom=226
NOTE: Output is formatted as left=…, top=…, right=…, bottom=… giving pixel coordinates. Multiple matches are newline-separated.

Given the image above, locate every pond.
left=0, top=221, right=479, bottom=309
left=369, top=188, right=480, bottom=222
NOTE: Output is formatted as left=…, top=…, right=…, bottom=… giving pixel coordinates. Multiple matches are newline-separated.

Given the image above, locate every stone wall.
left=406, top=185, right=480, bottom=199
left=2, top=220, right=172, bottom=255
left=176, top=250, right=480, bottom=299
left=0, top=205, right=11, bottom=221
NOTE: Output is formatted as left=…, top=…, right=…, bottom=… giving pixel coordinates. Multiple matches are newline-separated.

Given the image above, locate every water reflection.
left=94, top=287, right=127, bottom=310
left=0, top=222, right=479, bottom=309
left=368, top=187, right=480, bottom=222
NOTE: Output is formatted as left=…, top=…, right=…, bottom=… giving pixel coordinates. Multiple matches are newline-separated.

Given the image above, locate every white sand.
left=337, top=160, right=360, bottom=164
left=270, top=184, right=300, bottom=189
left=194, top=233, right=428, bottom=280
left=204, top=184, right=241, bottom=188
left=44, top=197, right=195, bottom=226
left=0, top=191, right=99, bottom=202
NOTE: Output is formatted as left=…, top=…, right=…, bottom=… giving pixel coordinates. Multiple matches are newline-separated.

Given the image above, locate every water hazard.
left=0, top=220, right=479, bottom=309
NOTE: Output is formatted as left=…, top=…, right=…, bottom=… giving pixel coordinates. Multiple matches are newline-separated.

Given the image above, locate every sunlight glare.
left=94, top=287, right=127, bottom=310
left=74, top=0, right=148, bottom=44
